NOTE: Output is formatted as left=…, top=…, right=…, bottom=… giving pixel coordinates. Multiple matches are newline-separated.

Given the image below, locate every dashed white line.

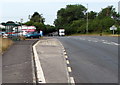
left=92, top=40, right=98, bottom=42
left=64, top=52, right=67, bottom=55
left=57, top=40, right=75, bottom=84
left=68, top=67, right=72, bottom=72
left=88, top=40, right=92, bottom=41
left=65, top=55, right=68, bottom=58
left=103, top=42, right=111, bottom=45
left=70, top=77, right=75, bottom=85
left=63, top=49, right=66, bottom=52
left=110, top=42, right=119, bottom=46
left=103, top=41, right=119, bottom=45
left=66, top=60, right=70, bottom=64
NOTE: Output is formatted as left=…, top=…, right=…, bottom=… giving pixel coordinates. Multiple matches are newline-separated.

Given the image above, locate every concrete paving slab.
left=35, top=38, right=69, bottom=83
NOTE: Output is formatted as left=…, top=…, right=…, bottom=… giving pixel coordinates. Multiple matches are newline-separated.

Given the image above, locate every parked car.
left=0, top=32, right=5, bottom=36
left=0, top=32, right=8, bottom=38
left=24, top=32, right=41, bottom=38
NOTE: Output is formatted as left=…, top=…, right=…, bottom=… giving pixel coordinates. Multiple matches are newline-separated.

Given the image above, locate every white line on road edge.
left=70, top=77, right=75, bottom=85
left=57, top=39, right=75, bottom=84
left=64, top=52, right=67, bottom=55
left=65, top=55, right=68, bottom=58
left=68, top=67, right=72, bottom=72
left=66, top=60, right=70, bottom=64
left=33, top=41, right=46, bottom=83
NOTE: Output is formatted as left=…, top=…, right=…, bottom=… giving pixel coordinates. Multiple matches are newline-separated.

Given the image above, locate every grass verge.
left=70, top=33, right=119, bottom=37
left=0, top=37, right=13, bottom=54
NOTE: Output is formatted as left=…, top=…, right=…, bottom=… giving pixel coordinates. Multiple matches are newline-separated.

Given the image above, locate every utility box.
left=59, top=29, right=65, bottom=36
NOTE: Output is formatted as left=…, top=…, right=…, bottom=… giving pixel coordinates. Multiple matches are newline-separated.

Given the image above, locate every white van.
left=59, top=29, right=65, bottom=36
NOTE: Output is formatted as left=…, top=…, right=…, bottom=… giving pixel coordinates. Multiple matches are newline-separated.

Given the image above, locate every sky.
left=0, top=0, right=119, bottom=25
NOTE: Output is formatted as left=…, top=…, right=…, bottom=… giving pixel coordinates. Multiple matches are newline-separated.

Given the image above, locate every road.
left=57, top=36, right=118, bottom=83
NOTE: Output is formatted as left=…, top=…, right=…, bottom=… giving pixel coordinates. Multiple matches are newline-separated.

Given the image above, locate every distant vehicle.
left=0, top=31, right=5, bottom=36
left=24, top=32, right=41, bottom=38
left=59, top=29, right=65, bottom=36
left=22, top=30, right=28, bottom=36
left=0, top=32, right=8, bottom=38
left=2, top=33, right=8, bottom=38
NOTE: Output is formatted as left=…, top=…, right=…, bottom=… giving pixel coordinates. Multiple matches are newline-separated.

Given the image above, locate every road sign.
left=110, top=25, right=117, bottom=30
left=110, top=25, right=117, bottom=35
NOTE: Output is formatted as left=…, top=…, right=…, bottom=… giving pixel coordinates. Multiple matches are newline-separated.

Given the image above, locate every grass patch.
left=70, top=33, right=119, bottom=37
left=0, top=37, right=13, bottom=54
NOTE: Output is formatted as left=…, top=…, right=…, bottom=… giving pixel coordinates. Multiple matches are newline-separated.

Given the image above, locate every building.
left=0, top=24, right=5, bottom=29
left=118, top=1, right=120, bottom=14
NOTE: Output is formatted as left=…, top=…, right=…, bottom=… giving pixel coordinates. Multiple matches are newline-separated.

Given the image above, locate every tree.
left=88, top=11, right=97, bottom=19
left=30, top=12, right=45, bottom=23
left=33, top=22, right=45, bottom=31
left=98, top=6, right=116, bottom=19
left=24, top=21, right=34, bottom=26
left=54, top=4, right=87, bottom=27
left=45, top=25, right=56, bottom=34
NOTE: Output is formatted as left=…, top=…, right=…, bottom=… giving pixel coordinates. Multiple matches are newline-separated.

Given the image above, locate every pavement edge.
left=32, top=40, right=46, bottom=84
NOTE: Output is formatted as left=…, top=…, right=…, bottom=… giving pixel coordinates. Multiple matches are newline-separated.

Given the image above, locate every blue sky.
left=0, top=0, right=119, bottom=25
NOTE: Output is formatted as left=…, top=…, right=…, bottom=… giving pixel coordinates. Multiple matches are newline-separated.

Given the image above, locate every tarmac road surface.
left=57, top=36, right=118, bottom=84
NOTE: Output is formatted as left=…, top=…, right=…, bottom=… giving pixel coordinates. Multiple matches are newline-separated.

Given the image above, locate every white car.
left=3, top=33, right=8, bottom=38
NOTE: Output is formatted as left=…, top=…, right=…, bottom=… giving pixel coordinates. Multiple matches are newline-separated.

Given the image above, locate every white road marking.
left=33, top=41, right=46, bottom=83
left=103, top=41, right=119, bottom=46
left=63, top=49, right=66, bottom=52
left=80, top=38, right=85, bottom=40
left=77, top=37, right=119, bottom=46
left=88, top=40, right=92, bottom=41
left=103, top=42, right=111, bottom=45
left=110, top=42, right=119, bottom=46
left=64, top=52, right=67, bottom=55
left=92, top=40, right=98, bottom=42
left=70, top=77, right=75, bottom=85
left=68, top=67, right=72, bottom=72
left=65, top=55, right=68, bottom=58
left=66, top=60, right=70, bottom=64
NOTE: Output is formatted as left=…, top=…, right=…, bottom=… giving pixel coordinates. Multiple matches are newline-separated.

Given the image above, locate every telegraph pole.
left=20, top=18, right=23, bottom=25
left=86, top=4, right=88, bottom=34
left=20, top=18, right=23, bottom=34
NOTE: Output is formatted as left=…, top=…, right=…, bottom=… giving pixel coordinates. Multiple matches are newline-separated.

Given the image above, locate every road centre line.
left=110, top=42, right=119, bottom=45
left=77, top=37, right=119, bottom=46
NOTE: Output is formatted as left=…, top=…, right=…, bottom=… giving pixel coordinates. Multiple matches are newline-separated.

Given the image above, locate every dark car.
left=24, top=32, right=41, bottom=38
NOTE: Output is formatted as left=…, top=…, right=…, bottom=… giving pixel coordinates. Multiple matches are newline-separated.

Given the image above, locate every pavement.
left=2, top=37, right=70, bottom=84
left=0, top=54, right=2, bottom=85
left=2, top=40, right=37, bottom=83
left=35, top=37, right=69, bottom=83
